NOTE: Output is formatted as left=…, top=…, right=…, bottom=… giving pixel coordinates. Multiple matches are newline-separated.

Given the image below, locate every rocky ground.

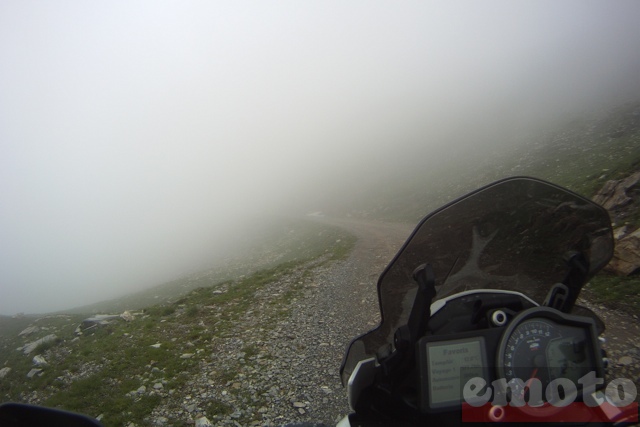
left=2, top=217, right=638, bottom=426
left=144, top=219, right=413, bottom=426
left=578, top=298, right=640, bottom=402
left=151, top=217, right=639, bottom=426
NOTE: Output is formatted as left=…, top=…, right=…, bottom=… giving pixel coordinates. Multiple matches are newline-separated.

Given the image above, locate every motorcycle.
left=1, top=177, right=638, bottom=426
left=337, top=176, right=638, bottom=426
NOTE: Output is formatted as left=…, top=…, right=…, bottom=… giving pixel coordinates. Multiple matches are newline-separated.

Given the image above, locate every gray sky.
left=1, top=1, right=639, bottom=315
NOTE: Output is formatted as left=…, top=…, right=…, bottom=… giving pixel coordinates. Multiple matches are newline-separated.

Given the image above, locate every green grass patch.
left=45, top=372, right=162, bottom=426
left=205, top=398, right=233, bottom=417
left=584, top=274, right=640, bottom=315
left=241, top=344, right=259, bottom=358
left=0, top=221, right=357, bottom=426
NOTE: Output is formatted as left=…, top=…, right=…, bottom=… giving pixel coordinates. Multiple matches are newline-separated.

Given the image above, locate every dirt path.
left=312, top=217, right=414, bottom=332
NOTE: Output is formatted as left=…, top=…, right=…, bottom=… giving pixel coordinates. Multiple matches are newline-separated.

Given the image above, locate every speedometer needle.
left=521, top=368, right=539, bottom=400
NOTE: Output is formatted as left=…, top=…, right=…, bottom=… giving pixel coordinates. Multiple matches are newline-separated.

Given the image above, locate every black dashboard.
left=416, top=293, right=604, bottom=413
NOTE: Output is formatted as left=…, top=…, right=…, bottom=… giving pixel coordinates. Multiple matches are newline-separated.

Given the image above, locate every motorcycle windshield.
left=340, top=177, right=613, bottom=385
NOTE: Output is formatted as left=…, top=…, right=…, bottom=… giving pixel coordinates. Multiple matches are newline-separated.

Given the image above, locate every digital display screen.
left=546, top=325, right=593, bottom=383
left=427, top=337, right=487, bottom=407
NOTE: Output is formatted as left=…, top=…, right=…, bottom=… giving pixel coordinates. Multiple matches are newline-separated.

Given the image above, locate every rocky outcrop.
left=19, top=334, right=58, bottom=355
left=593, top=170, right=640, bottom=211
left=76, top=311, right=136, bottom=334
left=593, top=171, right=640, bottom=275
left=604, top=228, right=640, bottom=275
left=18, top=326, right=39, bottom=337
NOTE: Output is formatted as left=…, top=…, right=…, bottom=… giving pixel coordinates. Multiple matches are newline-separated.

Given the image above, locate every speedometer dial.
left=497, top=307, right=602, bottom=405
left=502, top=319, right=556, bottom=396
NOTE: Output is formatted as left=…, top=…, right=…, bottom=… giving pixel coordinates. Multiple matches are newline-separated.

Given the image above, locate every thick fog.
left=1, top=1, right=639, bottom=315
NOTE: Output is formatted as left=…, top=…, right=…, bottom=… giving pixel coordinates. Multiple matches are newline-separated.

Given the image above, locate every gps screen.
left=426, top=337, right=487, bottom=408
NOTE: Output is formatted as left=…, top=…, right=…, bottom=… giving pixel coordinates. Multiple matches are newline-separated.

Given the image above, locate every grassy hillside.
left=347, top=102, right=640, bottom=223
left=338, top=101, right=640, bottom=315
left=59, top=219, right=353, bottom=315
left=0, top=226, right=355, bottom=426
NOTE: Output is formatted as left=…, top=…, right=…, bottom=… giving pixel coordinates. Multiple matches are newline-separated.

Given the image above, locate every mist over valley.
left=1, top=0, right=639, bottom=321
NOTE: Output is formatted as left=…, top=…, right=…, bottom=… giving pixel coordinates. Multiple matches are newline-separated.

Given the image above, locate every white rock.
left=150, top=343, right=162, bottom=349
left=195, top=417, right=213, bottom=427
left=27, top=368, right=42, bottom=378
left=33, top=355, right=48, bottom=366
left=180, top=353, right=194, bottom=359
left=0, top=367, right=11, bottom=379
left=21, top=334, right=57, bottom=355
left=120, top=311, right=135, bottom=322
left=619, top=356, right=633, bottom=366
left=18, top=326, right=39, bottom=336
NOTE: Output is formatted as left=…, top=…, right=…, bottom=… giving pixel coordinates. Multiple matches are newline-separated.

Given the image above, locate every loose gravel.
left=147, top=219, right=639, bottom=426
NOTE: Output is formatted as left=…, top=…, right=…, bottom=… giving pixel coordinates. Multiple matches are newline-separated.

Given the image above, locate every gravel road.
left=281, top=217, right=640, bottom=424
left=145, top=218, right=412, bottom=426
left=241, top=218, right=414, bottom=425
left=279, top=218, right=414, bottom=424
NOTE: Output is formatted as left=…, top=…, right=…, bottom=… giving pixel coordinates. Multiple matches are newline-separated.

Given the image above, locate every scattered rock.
left=0, top=367, right=11, bottom=379
left=33, top=355, right=48, bottom=367
left=180, top=353, right=194, bottom=359
left=137, top=386, right=147, bottom=394
left=120, top=311, right=135, bottom=322
left=619, top=356, right=634, bottom=366
left=18, top=326, right=39, bottom=337
left=21, top=334, right=58, bottom=355
left=150, top=343, right=162, bottom=349
left=27, top=368, right=42, bottom=378
left=194, top=416, right=213, bottom=427
left=605, top=228, right=640, bottom=275
left=80, top=314, right=121, bottom=329
left=153, top=382, right=164, bottom=390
